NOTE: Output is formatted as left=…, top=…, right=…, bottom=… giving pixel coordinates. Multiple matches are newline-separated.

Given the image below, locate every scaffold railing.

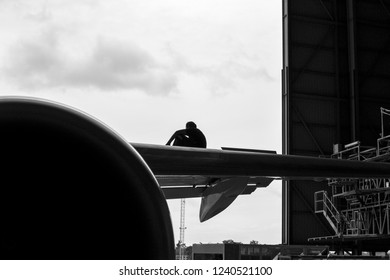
left=314, top=191, right=349, bottom=234
left=331, top=141, right=377, bottom=161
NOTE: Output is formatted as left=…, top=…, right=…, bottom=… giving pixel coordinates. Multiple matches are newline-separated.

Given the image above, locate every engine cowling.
left=0, top=97, right=174, bottom=260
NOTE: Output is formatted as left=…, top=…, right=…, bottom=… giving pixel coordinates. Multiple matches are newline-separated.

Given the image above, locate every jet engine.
left=0, top=97, right=174, bottom=259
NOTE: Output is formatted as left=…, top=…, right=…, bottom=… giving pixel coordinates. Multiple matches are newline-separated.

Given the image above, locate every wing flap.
left=199, top=177, right=249, bottom=222
left=159, top=177, right=269, bottom=199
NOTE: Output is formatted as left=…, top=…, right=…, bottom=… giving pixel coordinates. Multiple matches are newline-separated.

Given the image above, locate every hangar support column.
left=347, top=0, right=359, bottom=141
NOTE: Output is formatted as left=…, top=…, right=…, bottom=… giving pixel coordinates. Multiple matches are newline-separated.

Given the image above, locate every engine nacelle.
left=0, top=97, right=174, bottom=259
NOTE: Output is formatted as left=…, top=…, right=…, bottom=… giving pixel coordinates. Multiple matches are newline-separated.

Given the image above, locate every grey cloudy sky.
left=0, top=0, right=282, bottom=245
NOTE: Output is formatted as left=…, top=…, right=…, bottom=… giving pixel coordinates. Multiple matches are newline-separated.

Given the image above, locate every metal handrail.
left=322, top=192, right=340, bottom=223
left=331, top=141, right=361, bottom=160
left=318, top=191, right=351, bottom=234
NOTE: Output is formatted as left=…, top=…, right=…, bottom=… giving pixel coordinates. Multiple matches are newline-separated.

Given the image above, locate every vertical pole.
left=387, top=205, right=390, bottom=234
left=381, top=107, right=384, bottom=137
left=347, top=0, right=359, bottom=141
left=179, top=199, right=186, bottom=260
left=282, top=0, right=290, bottom=245
left=334, top=0, right=341, bottom=143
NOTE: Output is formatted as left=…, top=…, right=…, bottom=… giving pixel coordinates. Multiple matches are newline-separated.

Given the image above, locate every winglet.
left=199, top=177, right=249, bottom=222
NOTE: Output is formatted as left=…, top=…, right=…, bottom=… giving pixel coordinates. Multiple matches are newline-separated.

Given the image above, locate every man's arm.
left=166, top=133, right=176, bottom=145
left=166, top=129, right=186, bottom=145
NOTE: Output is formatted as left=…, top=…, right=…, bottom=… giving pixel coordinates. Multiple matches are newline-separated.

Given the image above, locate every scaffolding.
left=312, top=108, right=390, bottom=252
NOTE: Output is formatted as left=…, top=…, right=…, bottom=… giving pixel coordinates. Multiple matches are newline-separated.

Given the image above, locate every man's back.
left=185, top=128, right=206, bottom=148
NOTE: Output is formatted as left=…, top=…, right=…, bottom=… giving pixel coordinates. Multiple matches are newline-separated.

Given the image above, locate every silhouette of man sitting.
left=166, top=121, right=207, bottom=148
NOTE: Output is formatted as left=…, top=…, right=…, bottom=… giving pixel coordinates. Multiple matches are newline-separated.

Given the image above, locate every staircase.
left=314, top=191, right=349, bottom=234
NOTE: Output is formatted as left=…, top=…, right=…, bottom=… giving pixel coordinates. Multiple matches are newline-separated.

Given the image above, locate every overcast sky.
left=0, top=0, right=282, bottom=245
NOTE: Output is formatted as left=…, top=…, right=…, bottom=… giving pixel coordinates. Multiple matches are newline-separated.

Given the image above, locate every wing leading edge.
left=132, top=143, right=390, bottom=221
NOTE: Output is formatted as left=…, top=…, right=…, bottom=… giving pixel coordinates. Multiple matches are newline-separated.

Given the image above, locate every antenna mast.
left=179, top=198, right=186, bottom=259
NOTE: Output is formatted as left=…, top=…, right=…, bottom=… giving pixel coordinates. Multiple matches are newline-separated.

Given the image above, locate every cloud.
left=2, top=20, right=273, bottom=97
left=2, top=30, right=177, bottom=95
left=67, top=38, right=177, bottom=94
left=2, top=29, right=62, bottom=89
left=164, top=44, right=275, bottom=96
left=24, top=6, right=52, bottom=23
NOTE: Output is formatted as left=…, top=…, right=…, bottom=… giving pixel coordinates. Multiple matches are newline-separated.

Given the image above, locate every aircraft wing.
left=132, top=143, right=390, bottom=221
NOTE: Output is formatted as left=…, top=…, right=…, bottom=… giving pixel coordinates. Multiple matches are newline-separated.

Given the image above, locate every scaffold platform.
left=310, top=107, right=390, bottom=254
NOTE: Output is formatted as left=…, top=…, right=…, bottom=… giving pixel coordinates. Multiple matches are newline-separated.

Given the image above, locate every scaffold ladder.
left=314, top=191, right=349, bottom=234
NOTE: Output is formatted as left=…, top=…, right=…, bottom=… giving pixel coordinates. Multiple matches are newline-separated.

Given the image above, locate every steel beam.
left=347, top=0, right=359, bottom=141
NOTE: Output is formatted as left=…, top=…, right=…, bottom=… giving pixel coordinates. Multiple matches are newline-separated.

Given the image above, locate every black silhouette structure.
left=166, top=121, right=207, bottom=148
left=282, top=0, right=390, bottom=253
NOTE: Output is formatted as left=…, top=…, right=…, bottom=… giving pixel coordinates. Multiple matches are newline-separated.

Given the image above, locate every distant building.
left=192, top=243, right=329, bottom=260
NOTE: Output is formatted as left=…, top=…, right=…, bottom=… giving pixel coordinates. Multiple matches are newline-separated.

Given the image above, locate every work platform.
left=310, top=108, right=390, bottom=254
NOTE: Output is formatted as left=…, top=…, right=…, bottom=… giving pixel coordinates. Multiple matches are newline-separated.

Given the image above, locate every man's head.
left=186, top=121, right=197, bottom=129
